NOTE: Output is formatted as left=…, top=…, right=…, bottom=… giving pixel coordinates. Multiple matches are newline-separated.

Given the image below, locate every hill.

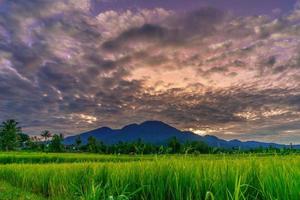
left=64, top=121, right=294, bottom=149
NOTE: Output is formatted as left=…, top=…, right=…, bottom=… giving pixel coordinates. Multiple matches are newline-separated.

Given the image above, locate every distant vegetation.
left=0, top=119, right=298, bottom=155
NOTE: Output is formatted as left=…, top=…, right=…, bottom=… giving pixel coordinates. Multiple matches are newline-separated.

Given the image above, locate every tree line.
left=0, top=119, right=211, bottom=154
left=0, top=119, right=64, bottom=152
left=0, top=119, right=298, bottom=154
left=67, top=136, right=212, bottom=154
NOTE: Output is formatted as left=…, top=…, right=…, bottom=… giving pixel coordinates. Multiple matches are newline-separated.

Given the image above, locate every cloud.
left=96, top=8, right=173, bottom=39
left=0, top=0, right=300, bottom=143
left=102, top=24, right=171, bottom=51
left=102, top=7, right=225, bottom=52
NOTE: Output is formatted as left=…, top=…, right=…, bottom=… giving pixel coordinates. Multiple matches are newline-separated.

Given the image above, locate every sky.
left=0, top=0, right=300, bottom=144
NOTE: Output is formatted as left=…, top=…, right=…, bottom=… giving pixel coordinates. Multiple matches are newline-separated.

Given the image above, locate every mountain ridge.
left=64, top=120, right=299, bottom=149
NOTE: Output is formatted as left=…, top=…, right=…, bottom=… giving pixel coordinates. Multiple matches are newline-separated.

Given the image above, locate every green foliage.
left=87, top=136, right=98, bottom=153
left=0, top=181, right=46, bottom=200
left=183, top=141, right=210, bottom=154
left=75, top=136, right=82, bottom=150
left=0, top=119, right=22, bottom=151
left=2, top=119, right=300, bottom=199
left=85, top=136, right=104, bottom=153
left=0, top=152, right=150, bottom=164
left=1, top=119, right=299, bottom=156
left=49, top=134, right=64, bottom=152
left=0, top=154, right=298, bottom=199
left=18, top=133, right=30, bottom=143
left=168, top=137, right=181, bottom=153
left=40, top=130, right=51, bottom=142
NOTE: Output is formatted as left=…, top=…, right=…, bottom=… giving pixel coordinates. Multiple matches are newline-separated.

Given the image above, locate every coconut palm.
left=41, top=130, right=52, bottom=142
left=0, top=119, right=21, bottom=151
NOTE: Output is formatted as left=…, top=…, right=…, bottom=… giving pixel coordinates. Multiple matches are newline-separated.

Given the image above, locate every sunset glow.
left=1, top=0, right=300, bottom=144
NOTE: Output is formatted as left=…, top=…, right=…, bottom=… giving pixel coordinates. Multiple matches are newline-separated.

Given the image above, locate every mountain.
left=64, top=120, right=295, bottom=149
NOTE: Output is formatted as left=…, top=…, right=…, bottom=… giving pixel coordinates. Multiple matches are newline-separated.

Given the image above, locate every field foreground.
left=0, top=153, right=299, bottom=200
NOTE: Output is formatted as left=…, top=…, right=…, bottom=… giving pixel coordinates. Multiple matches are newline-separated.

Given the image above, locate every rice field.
left=0, top=153, right=299, bottom=200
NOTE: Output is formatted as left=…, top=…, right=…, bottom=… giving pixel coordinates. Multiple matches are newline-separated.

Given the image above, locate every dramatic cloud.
left=1, top=0, right=300, bottom=143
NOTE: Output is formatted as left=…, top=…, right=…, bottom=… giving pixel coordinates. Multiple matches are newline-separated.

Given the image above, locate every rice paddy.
left=0, top=153, right=299, bottom=200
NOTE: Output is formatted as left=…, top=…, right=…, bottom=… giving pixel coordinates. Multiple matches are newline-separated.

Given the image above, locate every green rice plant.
left=0, top=152, right=152, bottom=164
left=0, top=153, right=298, bottom=200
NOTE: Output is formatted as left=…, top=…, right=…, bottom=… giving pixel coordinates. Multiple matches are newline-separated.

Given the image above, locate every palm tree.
left=41, top=130, right=52, bottom=142
left=31, top=136, right=40, bottom=142
left=0, top=119, right=22, bottom=151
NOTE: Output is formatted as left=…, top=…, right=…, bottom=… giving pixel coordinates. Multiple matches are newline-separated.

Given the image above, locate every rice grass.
left=0, top=181, right=46, bottom=200
left=0, top=152, right=152, bottom=164
left=0, top=153, right=299, bottom=200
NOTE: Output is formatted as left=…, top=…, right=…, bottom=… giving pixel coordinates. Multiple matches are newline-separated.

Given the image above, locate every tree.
left=41, top=130, right=52, bottom=142
left=85, top=136, right=106, bottom=153
left=17, top=133, right=30, bottom=148
left=136, top=139, right=145, bottom=154
left=59, top=133, right=64, bottom=140
left=49, top=134, right=64, bottom=152
left=87, top=136, right=97, bottom=153
left=28, top=136, right=42, bottom=151
left=75, top=136, right=82, bottom=150
left=0, top=119, right=21, bottom=151
left=183, top=141, right=210, bottom=154
left=168, top=137, right=181, bottom=154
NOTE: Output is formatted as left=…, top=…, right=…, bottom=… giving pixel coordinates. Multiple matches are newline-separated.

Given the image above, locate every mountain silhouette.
left=64, top=120, right=297, bottom=149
